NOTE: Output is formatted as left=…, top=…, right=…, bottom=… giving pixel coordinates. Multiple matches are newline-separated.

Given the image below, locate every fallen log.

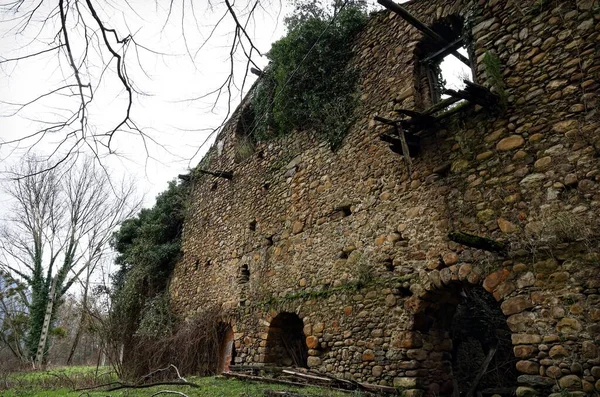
left=264, top=391, right=307, bottom=397
left=222, top=372, right=309, bottom=389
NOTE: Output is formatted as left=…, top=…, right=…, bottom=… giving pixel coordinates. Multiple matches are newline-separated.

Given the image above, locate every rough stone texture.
left=170, top=1, right=600, bottom=395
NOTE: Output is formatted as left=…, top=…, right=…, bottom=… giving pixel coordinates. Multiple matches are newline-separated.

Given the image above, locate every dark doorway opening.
left=418, top=285, right=518, bottom=396
left=264, top=312, right=308, bottom=367
left=217, top=323, right=235, bottom=374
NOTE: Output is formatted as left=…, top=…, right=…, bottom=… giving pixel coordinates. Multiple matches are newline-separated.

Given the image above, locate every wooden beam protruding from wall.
left=377, top=0, right=471, bottom=67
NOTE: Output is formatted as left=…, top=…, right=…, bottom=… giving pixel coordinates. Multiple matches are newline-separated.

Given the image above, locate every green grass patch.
left=1, top=367, right=356, bottom=397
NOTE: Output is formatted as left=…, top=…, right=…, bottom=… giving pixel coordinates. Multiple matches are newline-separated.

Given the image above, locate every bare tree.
left=0, top=155, right=141, bottom=367
left=0, top=0, right=275, bottom=172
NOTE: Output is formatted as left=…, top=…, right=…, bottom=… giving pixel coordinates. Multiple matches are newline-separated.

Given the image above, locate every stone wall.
left=170, top=0, right=600, bottom=395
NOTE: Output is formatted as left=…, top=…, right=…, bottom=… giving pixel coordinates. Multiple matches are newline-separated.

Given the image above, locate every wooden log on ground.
left=265, top=391, right=307, bottom=397
left=222, top=372, right=309, bottom=389
left=448, top=231, right=506, bottom=253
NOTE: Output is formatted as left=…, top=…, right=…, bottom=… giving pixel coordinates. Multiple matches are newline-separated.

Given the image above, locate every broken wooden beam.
left=380, top=133, right=420, bottom=155
left=374, top=115, right=397, bottom=126
left=196, top=169, right=233, bottom=180
left=377, top=0, right=470, bottom=67
left=448, top=231, right=506, bottom=253
left=422, top=96, right=462, bottom=116
left=421, top=36, right=465, bottom=64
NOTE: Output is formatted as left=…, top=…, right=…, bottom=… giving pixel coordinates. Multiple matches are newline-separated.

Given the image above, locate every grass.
left=0, top=366, right=355, bottom=397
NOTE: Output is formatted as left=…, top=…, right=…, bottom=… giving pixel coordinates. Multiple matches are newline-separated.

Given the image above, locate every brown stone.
left=546, top=366, right=562, bottom=379
left=483, top=268, right=511, bottom=293
left=493, top=281, right=516, bottom=301
left=292, top=220, right=304, bottom=234
left=558, top=374, right=582, bottom=390
left=385, top=294, right=397, bottom=307
left=512, top=334, right=542, bottom=345
left=501, top=296, right=533, bottom=316
left=476, top=151, right=494, bottom=161
left=556, top=318, right=582, bottom=333
left=516, top=360, right=540, bottom=374
left=553, top=120, right=578, bottom=133
left=498, top=217, right=518, bottom=233
left=312, top=322, right=325, bottom=334
left=534, top=156, right=551, bottom=170
left=307, top=356, right=321, bottom=367
left=582, top=341, right=598, bottom=359
left=549, top=345, right=568, bottom=359
left=362, top=349, right=375, bottom=361
left=458, top=263, right=472, bottom=281
left=306, top=335, right=319, bottom=349
left=497, top=135, right=525, bottom=151
left=429, top=270, right=442, bottom=289
left=514, top=345, right=536, bottom=358
left=439, top=267, right=452, bottom=285
left=372, top=365, right=383, bottom=377
left=507, top=312, right=535, bottom=332
left=442, top=251, right=459, bottom=266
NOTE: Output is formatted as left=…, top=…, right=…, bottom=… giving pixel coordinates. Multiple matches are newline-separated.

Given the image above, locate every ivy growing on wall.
left=251, top=4, right=367, bottom=149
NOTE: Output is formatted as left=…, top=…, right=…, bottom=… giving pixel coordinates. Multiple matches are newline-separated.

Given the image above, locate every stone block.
left=501, top=296, right=533, bottom=316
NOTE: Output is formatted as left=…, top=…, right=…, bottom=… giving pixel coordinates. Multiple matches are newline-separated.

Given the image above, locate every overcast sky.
left=0, top=0, right=293, bottom=209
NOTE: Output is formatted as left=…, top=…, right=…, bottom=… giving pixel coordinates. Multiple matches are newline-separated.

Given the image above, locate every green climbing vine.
left=251, top=5, right=367, bottom=149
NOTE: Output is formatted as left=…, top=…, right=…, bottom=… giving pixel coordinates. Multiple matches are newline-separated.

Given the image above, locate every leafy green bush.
left=251, top=5, right=366, bottom=149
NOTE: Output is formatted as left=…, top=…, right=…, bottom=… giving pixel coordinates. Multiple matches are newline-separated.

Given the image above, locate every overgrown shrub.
left=108, top=180, right=189, bottom=378
left=251, top=5, right=367, bottom=149
left=122, top=307, right=226, bottom=380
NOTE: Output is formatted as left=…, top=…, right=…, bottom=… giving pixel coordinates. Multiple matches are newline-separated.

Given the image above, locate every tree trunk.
left=34, top=277, right=57, bottom=369
left=66, top=270, right=90, bottom=365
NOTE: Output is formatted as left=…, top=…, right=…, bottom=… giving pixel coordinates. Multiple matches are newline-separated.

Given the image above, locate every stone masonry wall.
left=170, top=0, right=600, bottom=395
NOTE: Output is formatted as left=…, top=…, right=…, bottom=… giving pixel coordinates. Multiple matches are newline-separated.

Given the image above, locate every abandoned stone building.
left=169, top=0, right=600, bottom=395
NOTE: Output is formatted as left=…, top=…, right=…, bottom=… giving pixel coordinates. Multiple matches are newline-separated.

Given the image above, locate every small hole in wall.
left=339, top=251, right=349, bottom=259
left=239, top=299, right=247, bottom=307
left=238, top=264, right=250, bottom=284
left=262, top=183, right=270, bottom=191
left=266, top=235, right=274, bottom=246
left=340, top=205, right=352, bottom=217
left=195, top=259, right=200, bottom=271
left=257, top=150, right=264, bottom=159
left=331, top=204, right=352, bottom=221
left=211, top=182, right=218, bottom=191
left=383, top=258, right=394, bottom=271
left=398, top=286, right=413, bottom=297
left=206, top=260, right=212, bottom=267
left=249, top=220, right=257, bottom=231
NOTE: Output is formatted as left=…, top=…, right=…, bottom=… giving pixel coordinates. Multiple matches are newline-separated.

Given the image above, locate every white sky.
left=0, top=0, right=291, bottom=208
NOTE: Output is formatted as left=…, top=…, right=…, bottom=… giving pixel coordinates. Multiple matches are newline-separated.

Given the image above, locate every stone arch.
left=410, top=266, right=519, bottom=396
left=217, top=323, right=236, bottom=374
left=264, top=312, right=308, bottom=367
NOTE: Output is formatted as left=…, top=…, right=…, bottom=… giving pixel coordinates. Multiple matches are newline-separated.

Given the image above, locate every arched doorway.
left=415, top=284, right=518, bottom=396
left=264, top=312, right=308, bottom=367
left=217, top=323, right=235, bottom=374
